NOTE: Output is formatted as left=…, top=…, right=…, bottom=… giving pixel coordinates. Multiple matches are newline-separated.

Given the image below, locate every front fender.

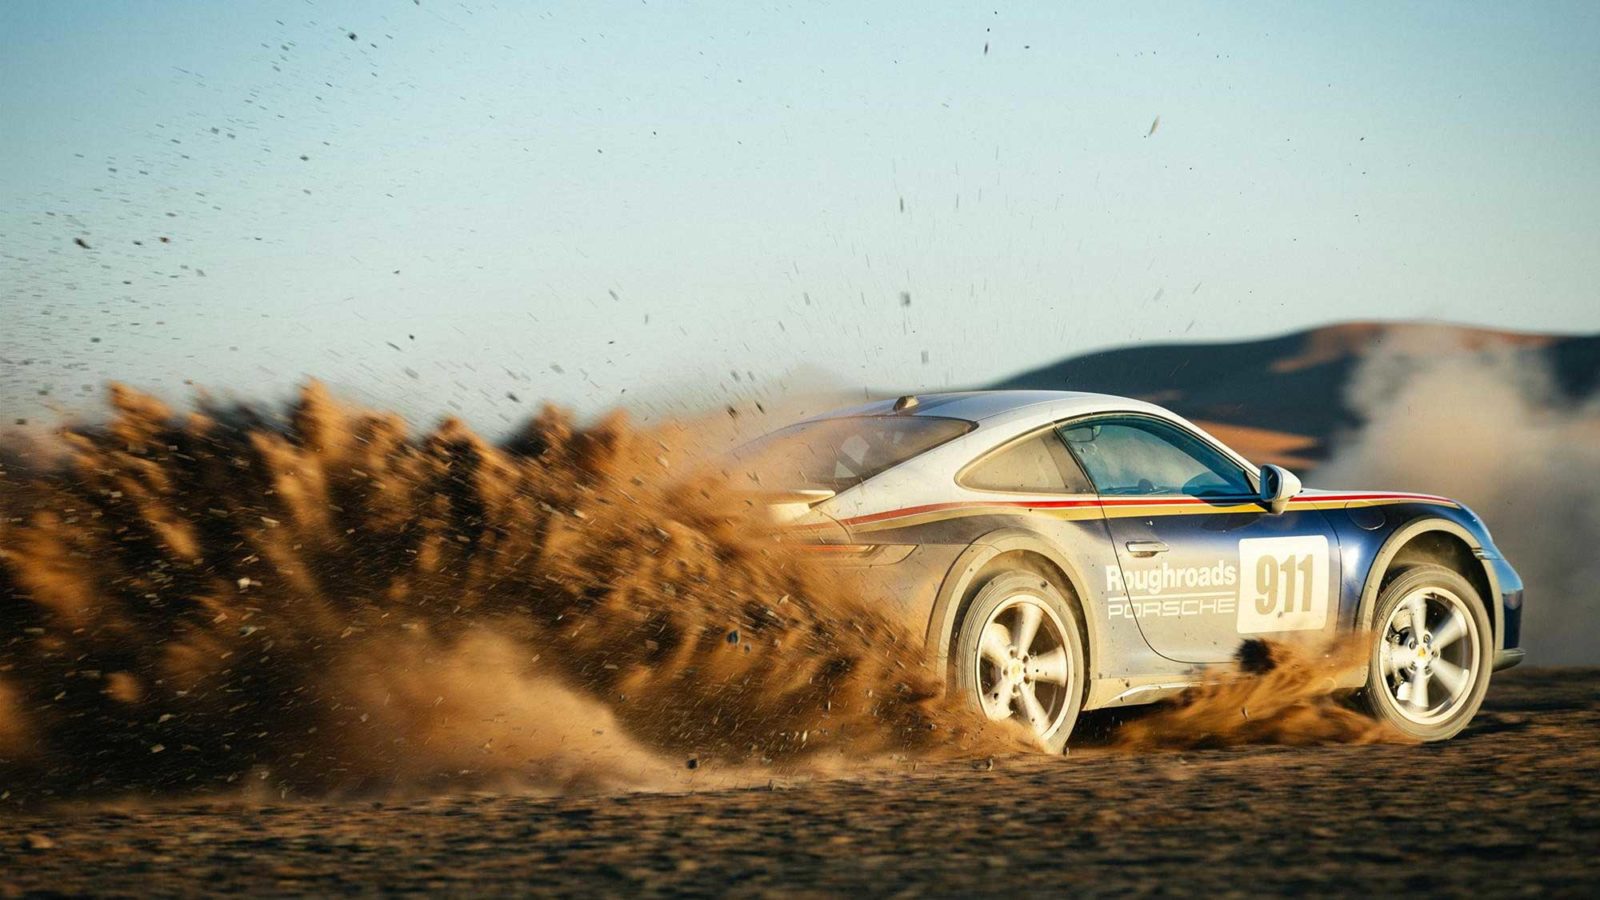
left=1352, top=516, right=1505, bottom=650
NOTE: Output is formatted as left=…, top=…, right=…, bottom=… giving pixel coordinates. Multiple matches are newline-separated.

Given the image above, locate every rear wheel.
left=953, top=572, right=1085, bottom=753
left=1362, top=565, right=1493, bottom=741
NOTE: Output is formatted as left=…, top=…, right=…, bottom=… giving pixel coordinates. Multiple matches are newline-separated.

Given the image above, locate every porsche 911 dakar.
left=734, top=391, right=1526, bottom=750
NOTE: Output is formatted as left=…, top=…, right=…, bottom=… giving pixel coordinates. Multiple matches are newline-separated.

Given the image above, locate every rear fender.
left=924, top=528, right=1100, bottom=673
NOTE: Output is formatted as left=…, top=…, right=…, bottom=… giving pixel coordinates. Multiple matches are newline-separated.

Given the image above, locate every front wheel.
left=953, top=571, right=1085, bottom=753
left=1361, top=564, right=1493, bottom=741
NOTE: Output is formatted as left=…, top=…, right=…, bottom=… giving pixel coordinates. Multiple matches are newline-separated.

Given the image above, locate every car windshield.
left=732, top=415, right=973, bottom=492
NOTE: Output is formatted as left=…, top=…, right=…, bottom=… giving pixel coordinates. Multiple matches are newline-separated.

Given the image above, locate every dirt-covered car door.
left=1059, top=415, right=1342, bottom=663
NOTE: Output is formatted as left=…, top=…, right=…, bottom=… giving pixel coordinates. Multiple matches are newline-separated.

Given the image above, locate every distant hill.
left=991, top=322, right=1600, bottom=469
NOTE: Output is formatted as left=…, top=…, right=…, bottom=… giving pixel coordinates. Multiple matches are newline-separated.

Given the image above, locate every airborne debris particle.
left=1236, top=638, right=1276, bottom=674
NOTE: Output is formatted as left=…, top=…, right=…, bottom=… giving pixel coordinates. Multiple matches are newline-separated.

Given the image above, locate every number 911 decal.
left=1236, top=535, right=1331, bottom=633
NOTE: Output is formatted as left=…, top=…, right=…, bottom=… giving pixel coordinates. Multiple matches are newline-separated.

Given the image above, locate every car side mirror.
left=1259, top=463, right=1302, bottom=515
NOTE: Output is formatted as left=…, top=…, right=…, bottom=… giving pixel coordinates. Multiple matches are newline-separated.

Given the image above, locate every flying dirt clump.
left=1111, top=636, right=1409, bottom=750
left=0, top=382, right=1026, bottom=803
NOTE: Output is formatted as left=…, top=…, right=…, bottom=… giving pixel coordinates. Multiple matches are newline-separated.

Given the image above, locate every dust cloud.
left=0, top=383, right=1027, bottom=805
left=1111, top=636, right=1404, bottom=750
left=1314, top=346, right=1600, bottom=664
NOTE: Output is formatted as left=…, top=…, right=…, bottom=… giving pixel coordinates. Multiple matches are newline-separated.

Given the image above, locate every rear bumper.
left=1494, top=648, right=1526, bottom=671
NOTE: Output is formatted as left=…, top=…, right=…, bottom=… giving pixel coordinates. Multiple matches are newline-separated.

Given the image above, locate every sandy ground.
left=2, top=667, right=1596, bottom=897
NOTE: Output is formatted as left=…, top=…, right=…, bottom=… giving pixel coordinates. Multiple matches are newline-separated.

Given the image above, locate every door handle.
left=1125, top=541, right=1169, bottom=557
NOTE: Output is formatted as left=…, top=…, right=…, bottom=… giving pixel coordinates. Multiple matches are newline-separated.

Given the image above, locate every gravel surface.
left=2, top=667, right=1596, bottom=897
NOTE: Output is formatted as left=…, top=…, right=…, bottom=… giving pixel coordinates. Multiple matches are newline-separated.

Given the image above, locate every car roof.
left=807, top=390, right=1166, bottom=424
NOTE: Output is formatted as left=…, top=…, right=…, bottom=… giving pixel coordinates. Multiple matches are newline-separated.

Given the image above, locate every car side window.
left=960, top=429, right=1093, bottom=493
left=1059, top=417, right=1253, bottom=498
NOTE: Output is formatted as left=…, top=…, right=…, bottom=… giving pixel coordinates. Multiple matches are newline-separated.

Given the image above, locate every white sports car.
left=736, top=390, right=1526, bottom=749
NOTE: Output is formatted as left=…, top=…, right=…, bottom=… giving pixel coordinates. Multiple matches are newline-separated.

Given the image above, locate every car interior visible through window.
left=1059, top=417, right=1253, bottom=498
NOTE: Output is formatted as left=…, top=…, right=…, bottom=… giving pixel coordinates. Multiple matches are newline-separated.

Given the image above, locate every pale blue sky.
left=4, top=1, right=1597, bottom=429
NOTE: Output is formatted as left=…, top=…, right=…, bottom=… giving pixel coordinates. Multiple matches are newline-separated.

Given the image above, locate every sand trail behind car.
left=0, top=383, right=1040, bottom=802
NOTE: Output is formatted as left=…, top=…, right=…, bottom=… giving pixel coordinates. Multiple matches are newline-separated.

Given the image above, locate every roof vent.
left=892, top=395, right=919, bottom=412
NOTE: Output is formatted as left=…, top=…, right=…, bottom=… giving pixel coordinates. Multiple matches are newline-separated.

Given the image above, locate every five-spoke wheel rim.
left=973, top=593, right=1074, bottom=740
left=1378, top=586, right=1480, bottom=726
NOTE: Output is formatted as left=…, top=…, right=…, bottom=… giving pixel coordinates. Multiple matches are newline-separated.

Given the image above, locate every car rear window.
left=732, top=415, right=973, bottom=492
